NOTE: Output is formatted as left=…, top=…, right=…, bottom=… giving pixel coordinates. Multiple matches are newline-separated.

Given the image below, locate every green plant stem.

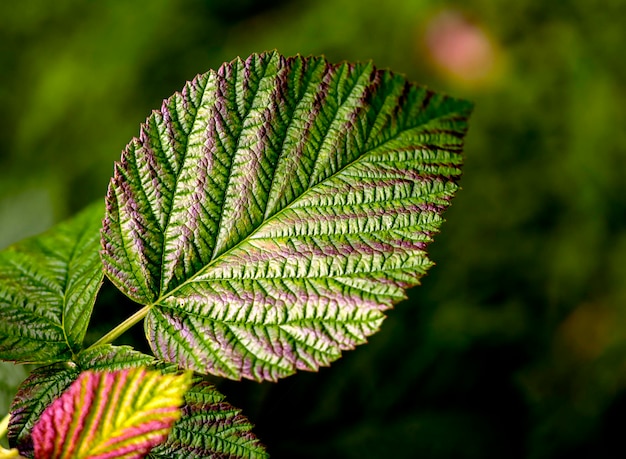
left=87, top=304, right=152, bottom=350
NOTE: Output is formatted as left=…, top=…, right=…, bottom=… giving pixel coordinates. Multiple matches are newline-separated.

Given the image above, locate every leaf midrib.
left=209, top=56, right=274, bottom=261
left=146, top=77, right=459, bottom=312
left=60, top=220, right=98, bottom=357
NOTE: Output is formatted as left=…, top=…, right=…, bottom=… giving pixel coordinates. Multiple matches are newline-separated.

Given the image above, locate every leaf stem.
left=87, top=304, right=152, bottom=350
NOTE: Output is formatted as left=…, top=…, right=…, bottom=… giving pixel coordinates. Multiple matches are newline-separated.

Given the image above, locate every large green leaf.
left=102, top=51, right=472, bottom=381
left=30, top=367, right=191, bottom=459
left=0, top=201, right=104, bottom=364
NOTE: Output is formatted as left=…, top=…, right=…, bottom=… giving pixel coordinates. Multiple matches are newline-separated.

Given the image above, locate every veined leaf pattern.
left=8, top=345, right=155, bottom=456
left=147, top=380, right=268, bottom=459
left=102, top=51, right=473, bottom=381
left=30, top=367, right=190, bottom=459
left=9, top=346, right=266, bottom=459
left=0, top=202, right=104, bottom=364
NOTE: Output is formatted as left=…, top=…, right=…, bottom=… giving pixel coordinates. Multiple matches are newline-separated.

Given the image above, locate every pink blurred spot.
left=425, top=11, right=496, bottom=82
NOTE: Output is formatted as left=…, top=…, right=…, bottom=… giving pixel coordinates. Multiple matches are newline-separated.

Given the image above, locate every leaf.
left=8, top=347, right=266, bottom=459
left=9, top=364, right=79, bottom=457
left=147, top=380, right=268, bottom=459
left=75, top=343, right=156, bottom=372
left=8, top=345, right=154, bottom=456
left=102, top=51, right=473, bottom=381
left=0, top=202, right=104, bottom=364
left=30, top=367, right=191, bottom=459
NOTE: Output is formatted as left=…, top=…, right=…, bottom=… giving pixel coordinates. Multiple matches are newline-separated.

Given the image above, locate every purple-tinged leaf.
left=8, top=365, right=78, bottom=457
left=31, top=368, right=190, bottom=459
left=102, top=51, right=473, bottom=381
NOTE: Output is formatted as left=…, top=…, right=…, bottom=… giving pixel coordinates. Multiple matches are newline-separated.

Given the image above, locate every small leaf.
left=76, top=344, right=156, bottom=372
left=31, top=368, right=191, bottom=459
left=147, top=380, right=268, bottom=459
left=8, top=345, right=154, bottom=456
left=0, top=202, right=104, bottom=364
left=102, top=51, right=473, bottom=380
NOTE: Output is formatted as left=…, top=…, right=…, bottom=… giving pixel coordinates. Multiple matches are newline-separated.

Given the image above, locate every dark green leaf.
left=102, top=51, right=472, bottom=381
left=0, top=202, right=104, bottom=364
left=148, top=380, right=268, bottom=459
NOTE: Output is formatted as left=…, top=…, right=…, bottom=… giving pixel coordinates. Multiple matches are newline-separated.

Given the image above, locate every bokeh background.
left=1, top=0, right=625, bottom=457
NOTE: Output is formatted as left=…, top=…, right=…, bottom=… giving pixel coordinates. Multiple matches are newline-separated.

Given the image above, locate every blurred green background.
left=1, top=0, right=625, bottom=457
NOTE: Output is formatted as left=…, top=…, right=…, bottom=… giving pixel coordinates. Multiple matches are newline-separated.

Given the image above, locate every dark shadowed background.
left=1, top=0, right=625, bottom=457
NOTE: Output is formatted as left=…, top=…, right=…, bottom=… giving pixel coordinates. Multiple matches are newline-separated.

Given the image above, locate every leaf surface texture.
left=8, top=345, right=155, bottom=456
left=147, top=380, right=268, bottom=459
left=30, top=367, right=190, bottom=459
left=102, top=51, right=473, bottom=380
left=0, top=202, right=104, bottom=364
